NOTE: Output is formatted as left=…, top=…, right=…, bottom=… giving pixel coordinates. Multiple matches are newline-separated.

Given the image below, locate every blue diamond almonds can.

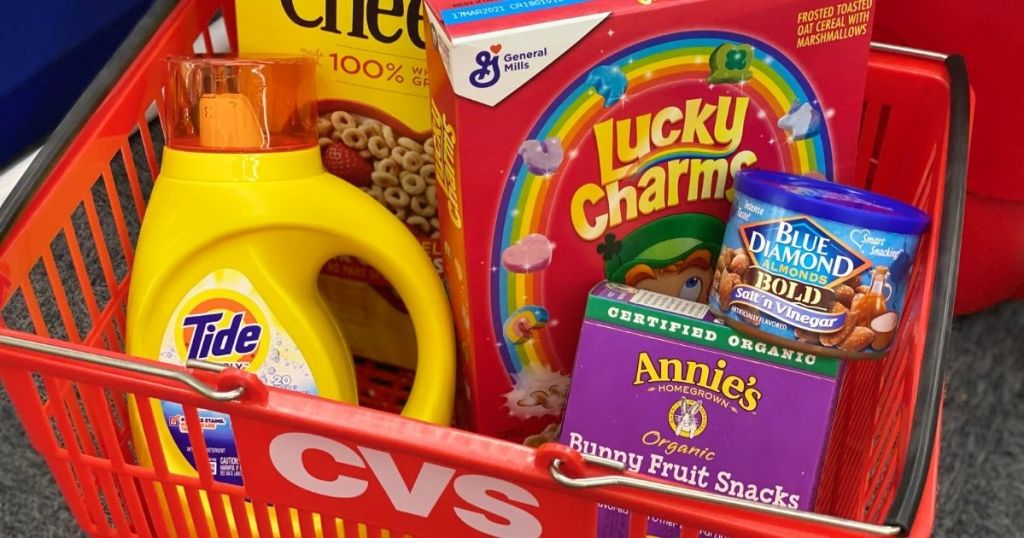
left=709, top=170, right=930, bottom=359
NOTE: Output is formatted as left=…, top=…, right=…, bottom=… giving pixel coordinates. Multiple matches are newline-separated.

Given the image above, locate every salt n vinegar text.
left=571, top=96, right=756, bottom=240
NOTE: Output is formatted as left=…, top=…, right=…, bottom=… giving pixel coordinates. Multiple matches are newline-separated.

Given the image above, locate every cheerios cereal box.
left=237, top=0, right=441, bottom=370
left=424, top=0, right=875, bottom=441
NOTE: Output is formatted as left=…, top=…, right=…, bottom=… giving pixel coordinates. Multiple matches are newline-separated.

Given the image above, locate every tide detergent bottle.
left=126, top=56, right=454, bottom=512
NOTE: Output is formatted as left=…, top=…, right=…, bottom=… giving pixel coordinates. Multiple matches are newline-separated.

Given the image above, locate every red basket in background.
left=875, top=1, right=1024, bottom=314
left=0, top=0, right=969, bottom=536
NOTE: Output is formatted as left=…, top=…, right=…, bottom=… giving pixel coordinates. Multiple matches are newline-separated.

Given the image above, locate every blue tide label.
left=158, top=269, right=317, bottom=485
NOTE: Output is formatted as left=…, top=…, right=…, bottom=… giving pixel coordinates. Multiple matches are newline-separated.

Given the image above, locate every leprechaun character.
left=598, top=214, right=725, bottom=303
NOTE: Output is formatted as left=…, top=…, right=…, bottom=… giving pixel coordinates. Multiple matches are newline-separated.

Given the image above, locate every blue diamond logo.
left=740, top=216, right=871, bottom=287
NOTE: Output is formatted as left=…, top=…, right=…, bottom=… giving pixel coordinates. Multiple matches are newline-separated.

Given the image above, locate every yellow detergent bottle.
left=126, top=56, right=454, bottom=536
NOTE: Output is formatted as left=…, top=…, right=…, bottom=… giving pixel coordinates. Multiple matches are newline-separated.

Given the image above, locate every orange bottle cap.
left=165, top=56, right=318, bottom=152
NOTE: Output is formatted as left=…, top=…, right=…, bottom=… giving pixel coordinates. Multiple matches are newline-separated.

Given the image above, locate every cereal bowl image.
left=317, top=101, right=439, bottom=238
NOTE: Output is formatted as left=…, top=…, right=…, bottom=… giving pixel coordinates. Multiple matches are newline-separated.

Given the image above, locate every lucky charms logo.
left=176, top=291, right=268, bottom=370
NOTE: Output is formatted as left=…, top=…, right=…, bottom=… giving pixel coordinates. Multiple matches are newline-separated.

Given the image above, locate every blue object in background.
left=0, top=1, right=154, bottom=167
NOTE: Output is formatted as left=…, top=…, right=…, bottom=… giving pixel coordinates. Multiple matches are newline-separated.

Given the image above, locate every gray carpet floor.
left=0, top=300, right=1021, bottom=536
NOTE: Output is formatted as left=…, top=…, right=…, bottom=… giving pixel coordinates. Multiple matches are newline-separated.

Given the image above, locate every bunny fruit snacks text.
left=423, top=0, right=874, bottom=442
left=238, top=0, right=440, bottom=371
left=561, top=282, right=842, bottom=536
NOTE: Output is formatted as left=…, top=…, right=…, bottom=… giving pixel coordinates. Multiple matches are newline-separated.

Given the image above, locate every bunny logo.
left=668, top=399, right=707, bottom=439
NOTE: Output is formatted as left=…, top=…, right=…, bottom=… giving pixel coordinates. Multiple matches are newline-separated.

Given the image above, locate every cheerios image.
left=341, top=128, right=368, bottom=149
left=411, top=194, right=436, bottom=217
left=399, top=137, right=423, bottom=153
left=407, top=215, right=431, bottom=234
left=376, top=158, right=401, bottom=177
left=372, top=171, right=399, bottom=188
left=382, top=125, right=397, bottom=147
left=398, top=171, right=423, bottom=193
left=368, top=137, right=390, bottom=159
left=317, top=108, right=440, bottom=236
left=402, top=152, right=424, bottom=172
left=330, top=110, right=356, bottom=131
left=384, top=186, right=411, bottom=208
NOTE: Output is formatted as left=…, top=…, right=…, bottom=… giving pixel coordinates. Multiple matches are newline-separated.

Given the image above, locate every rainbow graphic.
left=491, top=31, right=834, bottom=380
left=627, top=144, right=737, bottom=178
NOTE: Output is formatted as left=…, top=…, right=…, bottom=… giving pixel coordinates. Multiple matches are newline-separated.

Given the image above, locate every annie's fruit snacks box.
left=560, top=282, right=842, bottom=536
left=423, top=0, right=874, bottom=442
left=237, top=0, right=440, bottom=370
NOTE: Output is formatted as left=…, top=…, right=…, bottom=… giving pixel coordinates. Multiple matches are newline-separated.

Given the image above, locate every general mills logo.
left=469, top=44, right=502, bottom=88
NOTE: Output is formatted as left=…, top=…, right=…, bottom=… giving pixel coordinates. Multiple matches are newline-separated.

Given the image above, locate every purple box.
left=560, top=282, right=842, bottom=537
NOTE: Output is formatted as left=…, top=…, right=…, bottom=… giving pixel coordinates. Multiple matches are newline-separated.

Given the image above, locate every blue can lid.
left=734, top=170, right=930, bottom=234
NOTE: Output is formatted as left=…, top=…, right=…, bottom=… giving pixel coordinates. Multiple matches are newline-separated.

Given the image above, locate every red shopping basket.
left=0, top=0, right=969, bottom=536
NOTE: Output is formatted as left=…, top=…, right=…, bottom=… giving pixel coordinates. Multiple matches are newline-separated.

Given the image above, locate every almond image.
left=835, top=285, right=855, bottom=308
left=821, top=303, right=853, bottom=347
left=839, top=326, right=875, bottom=352
left=856, top=285, right=870, bottom=295
left=720, top=247, right=735, bottom=268
left=795, top=328, right=820, bottom=344
left=730, top=252, right=751, bottom=275
left=846, top=296, right=867, bottom=327
left=719, top=272, right=741, bottom=309
left=870, top=312, right=898, bottom=350
left=821, top=325, right=853, bottom=347
left=842, top=276, right=863, bottom=289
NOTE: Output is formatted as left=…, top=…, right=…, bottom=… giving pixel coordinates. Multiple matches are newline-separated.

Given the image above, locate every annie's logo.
left=633, top=352, right=762, bottom=412
left=469, top=44, right=549, bottom=89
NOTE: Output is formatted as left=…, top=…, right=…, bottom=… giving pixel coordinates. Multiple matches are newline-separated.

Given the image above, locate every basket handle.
left=540, top=447, right=902, bottom=536
left=881, top=50, right=970, bottom=531
left=0, top=333, right=249, bottom=402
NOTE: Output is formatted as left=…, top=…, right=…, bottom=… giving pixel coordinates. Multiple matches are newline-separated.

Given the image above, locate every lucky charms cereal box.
left=560, top=282, right=842, bottom=536
left=424, top=0, right=875, bottom=441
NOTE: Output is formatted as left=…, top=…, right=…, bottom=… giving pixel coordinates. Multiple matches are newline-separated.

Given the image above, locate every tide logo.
left=176, top=292, right=268, bottom=368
